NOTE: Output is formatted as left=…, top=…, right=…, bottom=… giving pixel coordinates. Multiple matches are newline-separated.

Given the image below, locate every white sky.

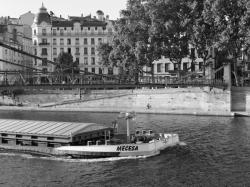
left=0, top=0, right=127, bottom=20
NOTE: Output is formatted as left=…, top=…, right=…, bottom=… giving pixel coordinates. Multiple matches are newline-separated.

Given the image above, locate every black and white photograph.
left=0, top=0, right=250, bottom=186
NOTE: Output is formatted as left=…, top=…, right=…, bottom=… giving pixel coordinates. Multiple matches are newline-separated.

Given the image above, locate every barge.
left=0, top=113, right=181, bottom=158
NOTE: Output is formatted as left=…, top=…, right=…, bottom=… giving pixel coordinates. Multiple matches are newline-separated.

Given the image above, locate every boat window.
left=47, top=137, right=54, bottom=140
left=16, top=134, right=22, bottom=138
left=142, top=130, right=146, bottom=134
left=136, top=131, right=140, bottom=135
left=149, top=130, right=153, bottom=134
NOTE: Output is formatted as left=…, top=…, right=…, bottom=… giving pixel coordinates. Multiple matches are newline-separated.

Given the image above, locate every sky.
left=0, top=0, right=127, bottom=20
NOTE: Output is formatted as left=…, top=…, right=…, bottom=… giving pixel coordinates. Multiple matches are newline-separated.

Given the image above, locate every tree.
left=190, top=0, right=217, bottom=76
left=55, top=52, right=79, bottom=83
left=206, top=0, right=250, bottom=86
left=98, top=0, right=157, bottom=83
left=147, top=0, right=194, bottom=78
left=97, top=43, right=113, bottom=67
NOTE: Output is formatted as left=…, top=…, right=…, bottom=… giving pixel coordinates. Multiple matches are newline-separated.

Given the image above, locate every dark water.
left=0, top=111, right=250, bottom=187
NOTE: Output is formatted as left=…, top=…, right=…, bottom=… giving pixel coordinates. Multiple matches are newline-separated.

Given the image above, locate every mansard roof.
left=51, top=16, right=107, bottom=28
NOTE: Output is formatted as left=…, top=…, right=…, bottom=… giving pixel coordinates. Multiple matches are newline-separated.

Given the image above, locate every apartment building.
left=0, top=17, right=33, bottom=84
left=32, top=4, right=117, bottom=75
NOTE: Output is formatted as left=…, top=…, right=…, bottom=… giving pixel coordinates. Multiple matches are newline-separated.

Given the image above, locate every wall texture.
left=53, top=87, right=231, bottom=116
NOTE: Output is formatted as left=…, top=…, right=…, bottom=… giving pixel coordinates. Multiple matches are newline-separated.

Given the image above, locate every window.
left=42, top=58, right=47, bottom=66
left=33, top=40, right=37, bottom=45
left=85, top=68, right=88, bottom=72
left=53, top=38, right=56, bottom=45
left=84, top=38, right=88, bottom=45
left=84, top=48, right=88, bottom=55
left=92, top=68, right=95, bottom=73
left=60, top=29, right=64, bottom=36
left=98, top=38, right=102, bottom=44
left=67, top=48, right=71, bottom=54
left=75, top=38, right=79, bottom=45
left=53, top=58, right=57, bottom=62
left=75, top=48, right=80, bottom=55
left=165, top=64, right=169, bottom=72
left=67, top=38, right=71, bottom=45
left=108, top=28, right=112, bottom=34
left=91, top=38, right=95, bottom=45
left=52, top=29, right=56, bottom=36
left=99, top=68, right=102, bottom=74
left=157, top=64, right=162, bottom=73
left=53, top=48, right=57, bottom=55
left=34, top=29, right=36, bottom=35
left=84, top=57, right=88, bottom=65
left=47, top=137, right=54, bottom=140
left=91, top=57, right=95, bottom=65
left=60, top=38, right=64, bottom=45
left=174, top=63, right=178, bottom=71
left=42, top=29, right=46, bottom=36
left=108, top=68, right=113, bottom=75
left=183, top=62, right=188, bottom=71
left=34, top=49, right=37, bottom=55
left=42, top=38, right=47, bottom=44
left=91, top=47, right=95, bottom=55
left=41, top=48, right=47, bottom=55
left=60, top=48, right=64, bottom=53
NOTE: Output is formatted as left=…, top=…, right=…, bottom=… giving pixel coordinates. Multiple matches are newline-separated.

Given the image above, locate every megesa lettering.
left=116, top=145, right=139, bottom=151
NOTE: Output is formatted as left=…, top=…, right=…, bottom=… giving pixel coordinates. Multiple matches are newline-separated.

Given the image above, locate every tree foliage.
left=55, top=52, right=79, bottom=74
left=98, top=0, right=250, bottom=85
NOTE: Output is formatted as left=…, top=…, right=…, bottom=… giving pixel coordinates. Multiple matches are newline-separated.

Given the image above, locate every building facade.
left=32, top=4, right=117, bottom=75
left=151, top=46, right=217, bottom=82
left=0, top=17, right=33, bottom=84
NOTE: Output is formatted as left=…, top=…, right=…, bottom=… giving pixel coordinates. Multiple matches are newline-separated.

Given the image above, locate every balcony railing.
left=39, top=43, right=50, bottom=46
left=75, top=52, right=80, bottom=55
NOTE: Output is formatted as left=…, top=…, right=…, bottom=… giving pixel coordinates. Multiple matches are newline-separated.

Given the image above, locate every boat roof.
left=0, top=119, right=110, bottom=138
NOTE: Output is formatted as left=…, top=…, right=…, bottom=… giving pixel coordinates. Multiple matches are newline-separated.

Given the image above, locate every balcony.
left=75, top=52, right=80, bottom=56
left=39, top=42, right=50, bottom=46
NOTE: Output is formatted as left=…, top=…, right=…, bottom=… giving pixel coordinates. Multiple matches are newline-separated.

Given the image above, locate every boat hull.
left=55, top=134, right=180, bottom=158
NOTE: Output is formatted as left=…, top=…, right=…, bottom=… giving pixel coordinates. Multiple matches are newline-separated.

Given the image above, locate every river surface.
left=0, top=110, right=250, bottom=187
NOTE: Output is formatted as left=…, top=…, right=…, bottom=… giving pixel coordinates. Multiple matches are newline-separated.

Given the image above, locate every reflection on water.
left=0, top=110, right=250, bottom=186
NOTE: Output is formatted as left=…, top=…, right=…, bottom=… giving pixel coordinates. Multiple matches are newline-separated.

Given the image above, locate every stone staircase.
left=231, top=87, right=249, bottom=112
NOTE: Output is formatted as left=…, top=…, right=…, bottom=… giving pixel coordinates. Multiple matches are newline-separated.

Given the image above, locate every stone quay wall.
left=52, top=87, right=232, bottom=116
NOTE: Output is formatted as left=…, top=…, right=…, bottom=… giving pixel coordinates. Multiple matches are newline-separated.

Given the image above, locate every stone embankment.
left=0, top=87, right=235, bottom=116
